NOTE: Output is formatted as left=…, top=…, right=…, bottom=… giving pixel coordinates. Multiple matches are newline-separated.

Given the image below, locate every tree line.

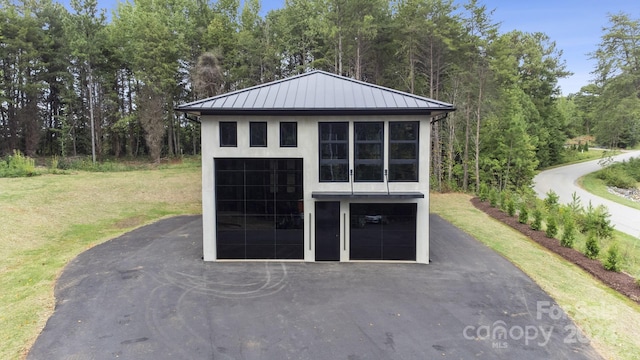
left=0, top=0, right=636, bottom=190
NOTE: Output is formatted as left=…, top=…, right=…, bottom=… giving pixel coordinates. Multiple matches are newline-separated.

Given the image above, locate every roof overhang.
left=179, top=108, right=455, bottom=120
left=179, top=108, right=440, bottom=116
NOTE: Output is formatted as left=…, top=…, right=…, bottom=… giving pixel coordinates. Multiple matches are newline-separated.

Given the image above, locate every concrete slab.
left=28, top=215, right=601, bottom=359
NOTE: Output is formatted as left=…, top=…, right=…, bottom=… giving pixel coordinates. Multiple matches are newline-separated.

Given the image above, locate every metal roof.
left=175, top=70, right=455, bottom=117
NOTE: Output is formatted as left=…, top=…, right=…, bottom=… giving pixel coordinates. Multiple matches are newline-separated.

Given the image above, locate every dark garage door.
left=215, top=158, right=304, bottom=259
left=350, top=203, right=416, bottom=260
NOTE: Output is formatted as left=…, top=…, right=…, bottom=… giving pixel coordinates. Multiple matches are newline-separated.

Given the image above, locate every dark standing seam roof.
left=175, top=70, right=455, bottom=117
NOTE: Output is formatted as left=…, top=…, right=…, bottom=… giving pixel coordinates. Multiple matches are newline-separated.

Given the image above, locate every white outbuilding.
left=176, top=70, right=455, bottom=263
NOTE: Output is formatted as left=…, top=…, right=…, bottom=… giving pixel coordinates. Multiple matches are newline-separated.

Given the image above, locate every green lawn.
left=0, top=163, right=202, bottom=359
left=579, top=172, right=640, bottom=212
left=431, top=193, right=640, bottom=360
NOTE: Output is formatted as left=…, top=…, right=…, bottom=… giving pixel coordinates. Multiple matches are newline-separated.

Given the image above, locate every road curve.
left=533, top=150, right=640, bottom=239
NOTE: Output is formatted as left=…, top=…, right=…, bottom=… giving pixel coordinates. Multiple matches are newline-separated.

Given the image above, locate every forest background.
left=1, top=0, right=639, bottom=191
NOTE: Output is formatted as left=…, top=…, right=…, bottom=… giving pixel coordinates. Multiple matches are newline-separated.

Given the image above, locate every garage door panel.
left=350, top=203, right=416, bottom=261
left=215, top=158, right=304, bottom=260
left=276, top=244, right=304, bottom=259
left=217, top=244, right=245, bottom=259
left=350, top=245, right=383, bottom=260
left=246, top=245, right=277, bottom=259
left=380, top=246, right=415, bottom=261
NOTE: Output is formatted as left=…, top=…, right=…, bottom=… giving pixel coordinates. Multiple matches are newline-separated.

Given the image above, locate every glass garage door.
left=350, top=203, right=416, bottom=260
left=215, top=158, right=304, bottom=259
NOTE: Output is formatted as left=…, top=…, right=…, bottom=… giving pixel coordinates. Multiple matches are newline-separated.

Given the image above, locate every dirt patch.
left=471, top=197, right=640, bottom=304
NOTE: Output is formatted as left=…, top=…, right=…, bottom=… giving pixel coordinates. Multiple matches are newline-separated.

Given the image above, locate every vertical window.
left=250, top=122, right=267, bottom=147
left=355, top=122, right=383, bottom=182
left=280, top=122, right=297, bottom=147
left=220, top=122, right=237, bottom=147
left=389, top=122, right=419, bottom=181
left=319, top=122, right=349, bottom=182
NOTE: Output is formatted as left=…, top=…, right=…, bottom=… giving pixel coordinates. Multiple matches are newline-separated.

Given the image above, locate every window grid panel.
left=354, top=122, right=383, bottom=182
left=319, top=122, right=349, bottom=182
left=389, top=122, right=419, bottom=182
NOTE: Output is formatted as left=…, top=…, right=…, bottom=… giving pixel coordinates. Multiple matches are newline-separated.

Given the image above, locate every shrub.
left=596, top=167, right=636, bottom=189
left=560, top=218, right=575, bottom=248
left=579, top=202, right=614, bottom=239
left=543, top=190, right=560, bottom=212
left=585, top=232, right=600, bottom=259
left=518, top=203, right=529, bottom=224
left=489, top=188, right=499, bottom=208
left=56, top=156, right=138, bottom=172
left=531, top=208, right=543, bottom=231
left=0, top=150, right=37, bottom=177
left=545, top=215, right=558, bottom=238
left=51, top=155, right=59, bottom=170
left=499, top=191, right=508, bottom=212
left=567, top=192, right=583, bottom=216
left=506, top=197, right=516, bottom=217
left=478, top=183, right=489, bottom=202
left=604, top=243, right=621, bottom=272
left=624, top=157, right=640, bottom=181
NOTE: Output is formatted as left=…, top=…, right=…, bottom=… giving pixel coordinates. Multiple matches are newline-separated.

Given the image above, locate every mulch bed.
left=471, top=197, right=640, bottom=303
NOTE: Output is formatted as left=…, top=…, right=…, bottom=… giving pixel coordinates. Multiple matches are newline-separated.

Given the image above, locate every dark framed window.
left=250, top=122, right=267, bottom=147
left=354, top=122, right=383, bottom=182
left=389, top=122, right=419, bottom=181
left=280, top=122, right=297, bottom=147
left=319, top=122, right=349, bottom=182
left=220, top=122, right=237, bottom=147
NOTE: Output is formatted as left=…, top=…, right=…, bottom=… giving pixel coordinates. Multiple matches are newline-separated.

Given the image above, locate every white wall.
left=200, top=115, right=432, bottom=263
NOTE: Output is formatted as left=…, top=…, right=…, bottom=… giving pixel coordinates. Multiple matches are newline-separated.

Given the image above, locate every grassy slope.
left=579, top=172, right=640, bottom=212
left=0, top=165, right=201, bottom=359
left=431, top=193, right=640, bottom=360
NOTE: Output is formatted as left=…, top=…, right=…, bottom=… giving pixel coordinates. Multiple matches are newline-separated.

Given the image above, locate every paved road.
left=533, top=150, right=640, bottom=238
left=28, top=215, right=600, bottom=359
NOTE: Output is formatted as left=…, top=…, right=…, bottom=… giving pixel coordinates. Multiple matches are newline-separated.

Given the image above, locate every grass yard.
left=0, top=163, right=201, bottom=359
left=431, top=193, right=640, bottom=360
left=579, top=171, right=640, bottom=212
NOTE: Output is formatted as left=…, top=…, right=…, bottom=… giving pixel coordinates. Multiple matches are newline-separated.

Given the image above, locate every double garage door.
left=316, top=202, right=417, bottom=261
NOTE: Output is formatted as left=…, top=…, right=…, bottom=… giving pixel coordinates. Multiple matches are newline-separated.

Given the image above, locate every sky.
left=479, top=0, right=640, bottom=95
left=84, top=0, right=640, bottom=96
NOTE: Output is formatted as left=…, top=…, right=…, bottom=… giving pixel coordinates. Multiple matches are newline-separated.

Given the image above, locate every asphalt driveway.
left=28, top=215, right=601, bottom=359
